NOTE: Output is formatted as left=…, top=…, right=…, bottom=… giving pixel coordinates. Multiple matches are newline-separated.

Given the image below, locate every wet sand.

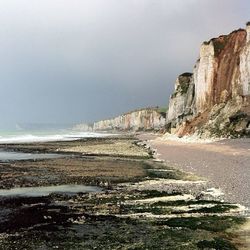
left=138, top=134, right=250, bottom=210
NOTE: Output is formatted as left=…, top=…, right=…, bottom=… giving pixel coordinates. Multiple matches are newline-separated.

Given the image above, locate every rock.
left=167, top=73, right=195, bottom=125
left=166, top=22, right=250, bottom=138
left=235, top=119, right=249, bottom=132
left=92, top=107, right=166, bottom=131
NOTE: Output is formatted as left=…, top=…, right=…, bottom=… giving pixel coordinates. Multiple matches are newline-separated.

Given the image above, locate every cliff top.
left=93, top=106, right=167, bottom=123
left=202, top=28, right=246, bottom=56
left=179, top=72, right=193, bottom=77
left=120, top=106, right=166, bottom=116
left=203, top=28, right=246, bottom=46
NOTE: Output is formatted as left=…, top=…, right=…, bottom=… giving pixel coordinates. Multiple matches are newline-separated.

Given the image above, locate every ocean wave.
left=0, top=131, right=113, bottom=144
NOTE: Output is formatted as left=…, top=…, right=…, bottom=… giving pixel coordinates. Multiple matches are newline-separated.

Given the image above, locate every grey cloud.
left=0, top=0, right=249, bottom=128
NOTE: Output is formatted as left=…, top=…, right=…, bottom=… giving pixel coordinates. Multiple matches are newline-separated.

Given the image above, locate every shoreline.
left=0, top=134, right=249, bottom=249
left=137, top=132, right=250, bottom=212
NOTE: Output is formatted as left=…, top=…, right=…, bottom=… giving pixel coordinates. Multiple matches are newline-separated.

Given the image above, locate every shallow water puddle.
left=0, top=184, right=102, bottom=197
left=0, top=150, right=63, bottom=161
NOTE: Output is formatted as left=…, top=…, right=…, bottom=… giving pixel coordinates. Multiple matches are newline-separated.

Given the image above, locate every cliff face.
left=167, top=24, right=250, bottom=137
left=93, top=108, right=166, bottom=131
left=75, top=23, right=250, bottom=137
left=240, top=25, right=250, bottom=96
left=167, top=73, right=195, bottom=129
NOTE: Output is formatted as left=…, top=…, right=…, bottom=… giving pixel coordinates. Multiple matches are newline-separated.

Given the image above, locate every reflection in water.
left=0, top=184, right=102, bottom=197
left=0, top=150, right=63, bottom=161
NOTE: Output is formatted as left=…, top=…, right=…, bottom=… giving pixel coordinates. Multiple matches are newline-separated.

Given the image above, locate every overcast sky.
left=0, top=0, right=249, bottom=128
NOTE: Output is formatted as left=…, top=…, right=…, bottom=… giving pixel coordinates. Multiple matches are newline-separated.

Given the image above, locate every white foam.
left=0, top=131, right=115, bottom=144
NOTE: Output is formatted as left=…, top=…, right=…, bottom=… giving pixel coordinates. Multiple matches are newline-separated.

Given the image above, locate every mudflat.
left=0, top=135, right=248, bottom=249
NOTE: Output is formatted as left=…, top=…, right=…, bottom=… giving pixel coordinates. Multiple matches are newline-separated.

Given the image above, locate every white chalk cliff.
left=75, top=23, right=250, bottom=137
left=93, top=108, right=166, bottom=131
left=167, top=23, right=250, bottom=137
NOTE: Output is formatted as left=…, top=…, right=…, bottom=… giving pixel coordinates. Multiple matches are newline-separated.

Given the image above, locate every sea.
left=0, top=129, right=112, bottom=161
left=0, top=129, right=111, bottom=144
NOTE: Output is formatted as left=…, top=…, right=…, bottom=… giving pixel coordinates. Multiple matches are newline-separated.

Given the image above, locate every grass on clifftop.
left=157, top=106, right=168, bottom=115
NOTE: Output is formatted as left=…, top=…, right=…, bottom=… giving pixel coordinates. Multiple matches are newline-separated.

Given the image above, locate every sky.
left=0, top=0, right=249, bottom=128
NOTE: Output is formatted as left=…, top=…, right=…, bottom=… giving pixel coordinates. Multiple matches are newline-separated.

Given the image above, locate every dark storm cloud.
left=0, top=0, right=249, bottom=127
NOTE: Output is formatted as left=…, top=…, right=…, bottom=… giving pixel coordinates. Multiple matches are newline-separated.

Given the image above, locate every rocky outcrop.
left=93, top=108, right=166, bottom=132
left=167, top=23, right=250, bottom=137
left=167, top=73, right=195, bottom=133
